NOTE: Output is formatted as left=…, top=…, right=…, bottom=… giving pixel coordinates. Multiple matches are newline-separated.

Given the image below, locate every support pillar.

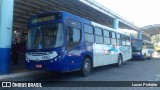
left=113, top=18, right=119, bottom=30
left=0, top=0, right=14, bottom=74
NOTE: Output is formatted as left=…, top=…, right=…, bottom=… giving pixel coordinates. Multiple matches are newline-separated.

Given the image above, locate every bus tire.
left=149, top=54, right=152, bottom=59
left=80, top=58, right=92, bottom=77
left=143, top=54, right=146, bottom=60
left=116, top=54, right=123, bottom=67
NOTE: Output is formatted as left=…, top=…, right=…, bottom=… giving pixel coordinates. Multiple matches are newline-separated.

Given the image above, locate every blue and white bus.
left=131, top=39, right=154, bottom=60
left=26, top=11, right=132, bottom=76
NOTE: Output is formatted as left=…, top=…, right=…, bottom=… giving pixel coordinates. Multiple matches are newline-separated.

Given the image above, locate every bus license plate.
left=36, top=65, right=42, bottom=68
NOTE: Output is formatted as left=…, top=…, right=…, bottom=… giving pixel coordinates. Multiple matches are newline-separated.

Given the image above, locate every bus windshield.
left=27, top=23, right=64, bottom=49
left=131, top=39, right=143, bottom=52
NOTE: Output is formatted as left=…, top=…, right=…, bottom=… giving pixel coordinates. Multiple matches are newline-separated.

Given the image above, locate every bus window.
left=111, top=32, right=116, bottom=38
left=95, top=27, right=102, bottom=36
left=122, top=35, right=126, bottom=45
left=95, top=27, right=103, bottom=44
left=103, top=29, right=110, bottom=45
left=84, top=24, right=94, bottom=34
left=126, top=36, right=131, bottom=46
left=111, top=32, right=116, bottom=45
left=84, top=24, right=94, bottom=43
left=116, top=33, right=122, bottom=46
left=67, top=27, right=81, bottom=51
left=103, top=29, right=110, bottom=37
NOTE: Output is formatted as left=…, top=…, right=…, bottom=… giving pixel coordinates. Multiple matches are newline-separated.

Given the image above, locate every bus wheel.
left=143, top=54, right=146, bottom=60
left=149, top=54, right=152, bottom=59
left=81, top=58, right=92, bottom=77
left=116, top=55, right=123, bottom=67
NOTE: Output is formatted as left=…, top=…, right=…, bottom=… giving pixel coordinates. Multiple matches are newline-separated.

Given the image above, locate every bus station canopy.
left=14, top=0, right=140, bottom=32
left=141, top=24, right=160, bottom=36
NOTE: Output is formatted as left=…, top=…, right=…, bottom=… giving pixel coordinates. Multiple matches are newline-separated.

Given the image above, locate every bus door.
left=65, top=19, right=83, bottom=71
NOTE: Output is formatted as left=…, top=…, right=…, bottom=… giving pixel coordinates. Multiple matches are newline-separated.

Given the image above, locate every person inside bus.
left=11, top=38, right=20, bottom=65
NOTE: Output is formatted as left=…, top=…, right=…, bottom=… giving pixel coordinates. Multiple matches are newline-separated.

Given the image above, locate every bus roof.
left=28, top=11, right=130, bottom=36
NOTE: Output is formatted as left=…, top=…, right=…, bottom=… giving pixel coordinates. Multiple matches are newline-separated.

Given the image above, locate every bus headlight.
left=59, top=55, right=62, bottom=59
left=50, top=58, right=58, bottom=63
left=51, top=60, right=54, bottom=63
left=55, top=58, right=57, bottom=61
left=26, top=59, right=30, bottom=62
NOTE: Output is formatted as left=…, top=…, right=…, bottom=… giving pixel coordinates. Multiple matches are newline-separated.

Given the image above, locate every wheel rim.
left=84, top=62, right=91, bottom=74
left=119, top=59, right=121, bottom=65
left=118, top=56, right=122, bottom=66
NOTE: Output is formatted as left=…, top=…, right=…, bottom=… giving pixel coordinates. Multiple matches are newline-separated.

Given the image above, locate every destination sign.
left=31, top=16, right=55, bottom=24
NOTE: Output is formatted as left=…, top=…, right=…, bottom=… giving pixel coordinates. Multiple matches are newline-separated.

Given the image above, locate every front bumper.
left=26, top=59, right=66, bottom=72
left=132, top=54, right=144, bottom=60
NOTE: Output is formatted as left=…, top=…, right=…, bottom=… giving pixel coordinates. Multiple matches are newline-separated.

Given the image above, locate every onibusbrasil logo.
left=1, top=82, right=42, bottom=87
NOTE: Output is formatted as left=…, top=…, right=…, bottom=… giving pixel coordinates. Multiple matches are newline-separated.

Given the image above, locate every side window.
left=84, top=24, right=94, bottom=43
left=126, top=36, right=131, bottom=46
left=111, top=32, right=116, bottom=38
left=111, top=32, right=117, bottom=45
left=116, top=33, right=121, bottom=39
left=103, top=29, right=110, bottom=45
left=84, top=24, right=94, bottom=34
left=122, top=35, right=126, bottom=45
left=95, top=27, right=102, bottom=36
left=68, top=27, right=80, bottom=42
left=66, top=19, right=81, bottom=51
left=95, top=27, right=103, bottom=44
left=116, top=33, right=122, bottom=46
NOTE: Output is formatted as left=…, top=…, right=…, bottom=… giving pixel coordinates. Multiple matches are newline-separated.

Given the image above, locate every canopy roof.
left=14, top=0, right=139, bottom=32
left=141, top=24, right=160, bottom=36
